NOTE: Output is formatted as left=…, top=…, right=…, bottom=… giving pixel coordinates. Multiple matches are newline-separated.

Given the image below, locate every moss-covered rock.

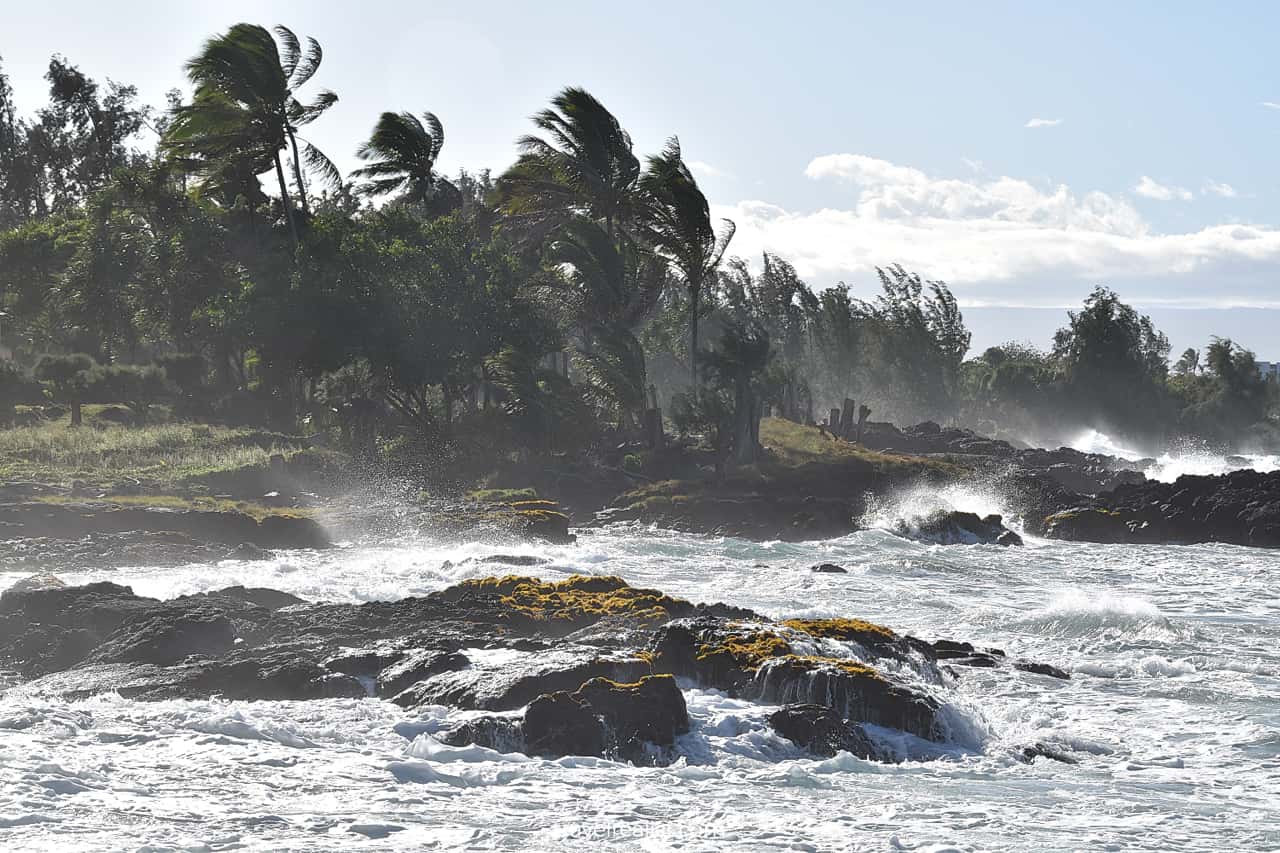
left=448, top=575, right=685, bottom=628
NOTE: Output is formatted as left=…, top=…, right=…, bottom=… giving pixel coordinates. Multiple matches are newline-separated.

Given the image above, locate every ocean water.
left=1070, top=428, right=1280, bottom=482
left=2, top=500, right=1280, bottom=850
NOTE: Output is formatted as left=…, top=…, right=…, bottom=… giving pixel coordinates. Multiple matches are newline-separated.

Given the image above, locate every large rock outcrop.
left=1044, top=469, right=1280, bottom=548
left=1, top=574, right=1065, bottom=765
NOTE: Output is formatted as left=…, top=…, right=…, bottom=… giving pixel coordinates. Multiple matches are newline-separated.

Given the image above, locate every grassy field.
left=0, top=421, right=305, bottom=488
left=616, top=417, right=964, bottom=511
left=758, top=417, right=962, bottom=474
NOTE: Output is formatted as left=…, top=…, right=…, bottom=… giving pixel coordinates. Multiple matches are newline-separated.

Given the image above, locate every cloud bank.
left=1024, top=118, right=1063, bottom=128
left=714, top=153, right=1280, bottom=308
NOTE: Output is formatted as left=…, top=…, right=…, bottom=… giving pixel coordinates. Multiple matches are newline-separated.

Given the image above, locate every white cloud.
left=1024, top=118, right=1063, bottom=128
left=1202, top=180, right=1238, bottom=198
left=1134, top=175, right=1193, bottom=201
left=710, top=153, right=1280, bottom=306
left=1261, top=101, right=1280, bottom=110
left=687, top=160, right=730, bottom=179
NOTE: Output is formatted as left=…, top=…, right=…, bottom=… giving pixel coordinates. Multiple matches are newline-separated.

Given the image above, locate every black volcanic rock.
left=2, top=574, right=1069, bottom=765
left=894, top=510, right=1022, bottom=546
left=1044, top=469, right=1280, bottom=547
left=768, top=703, right=879, bottom=759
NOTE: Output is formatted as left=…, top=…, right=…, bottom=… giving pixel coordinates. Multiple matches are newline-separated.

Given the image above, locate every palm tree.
left=701, top=320, right=772, bottom=464
left=1175, top=347, right=1200, bottom=376
left=545, top=216, right=665, bottom=426
left=351, top=111, right=460, bottom=216
left=494, top=87, right=640, bottom=240
left=165, top=24, right=339, bottom=245
left=639, top=137, right=734, bottom=392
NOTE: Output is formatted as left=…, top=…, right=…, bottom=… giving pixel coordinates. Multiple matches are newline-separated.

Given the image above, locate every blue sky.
left=3, top=1, right=1278, bottom=357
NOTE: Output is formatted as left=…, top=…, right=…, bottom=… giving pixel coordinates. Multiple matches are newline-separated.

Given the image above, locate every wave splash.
left=1070, top=428, right=1279, bottom=483
left=861, top=482, right=1012, bottom=534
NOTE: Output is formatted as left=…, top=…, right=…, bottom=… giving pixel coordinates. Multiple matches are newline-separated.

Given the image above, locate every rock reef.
left=0, top=573, right=1067, bottom=765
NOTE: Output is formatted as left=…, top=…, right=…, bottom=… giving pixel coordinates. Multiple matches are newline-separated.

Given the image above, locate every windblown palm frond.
left=545, top=216, right=665, bottom=332
left=639, top=137, right=734, bottom=388
left=494, top=87, right=640, bottom=237
left=573, top=328, right=649, bottom=421
left=351, top=110, right=459, bottom=214
left=163, top=22, right=338, bottom=220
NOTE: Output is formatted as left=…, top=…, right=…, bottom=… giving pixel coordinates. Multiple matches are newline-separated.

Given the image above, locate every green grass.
left=0, top=421, right=304, bottom=488
left=615, top=417, right=963, bottom=512
left=758, top=417, right=961, bottom=474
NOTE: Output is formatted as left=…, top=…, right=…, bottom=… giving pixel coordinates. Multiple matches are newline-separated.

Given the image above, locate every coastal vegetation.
left=0, top=21, right=1276, bottom=506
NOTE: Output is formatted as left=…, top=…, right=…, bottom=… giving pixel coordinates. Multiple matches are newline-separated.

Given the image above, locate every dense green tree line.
left=0, top=25, right=1274, bottom=463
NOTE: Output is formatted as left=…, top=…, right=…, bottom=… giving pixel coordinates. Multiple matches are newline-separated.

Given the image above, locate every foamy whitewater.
left=1070, top=428, right=1280, bottom=483
left=3, top=498, right=1280, bottom=850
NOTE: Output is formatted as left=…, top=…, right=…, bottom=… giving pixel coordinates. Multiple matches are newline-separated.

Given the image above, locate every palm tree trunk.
left=689, top=283, right=700, bottom=395
left=442, top=383, right=454, bottom=440
left=287, top=129, right=310, bottom=215
left=273, top=152, right=298, bottom=248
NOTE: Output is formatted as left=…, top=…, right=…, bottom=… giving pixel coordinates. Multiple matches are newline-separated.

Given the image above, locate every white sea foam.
left=1070, top=428, right=1145, bottom=460
left=1070, top=427, right=1280, bottom=482
left=2, top=529, right=1279, bottom=850
left=1146, top=451, right=1280, bottom=482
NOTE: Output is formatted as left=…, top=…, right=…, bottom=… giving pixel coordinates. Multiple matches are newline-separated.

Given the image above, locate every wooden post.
left=857, top=404, right=871, bottom=444
left=840, top=398, right=856, bottom=440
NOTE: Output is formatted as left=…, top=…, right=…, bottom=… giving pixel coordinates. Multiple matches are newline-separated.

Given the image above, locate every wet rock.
left=0, top=581, right=158, bottom=676
left=1013, top=660, right=1070, bottom=680
left=478, top=554, right=550, bottom=567
left=0, top=573, right=66, bottom=600
left=227, top=542, right=272, bottom=561
left=17, top=651, right=366, bottom=702
left=810, top=563, right=848, bottom=574
left=86, top=609, right=235, bottom=666
left=183, top=649, right=367, bottom=700
left=750, top=656, right=941, bottom=741
left=511, top=502, right=576, bottom=545
left=1, top=573, right=1039, bottom=764
left=0, top=501, right=331, bottom=550
left=930, top=639, right=978, bottom=660
left=768, top=703, right=878, bottom=759
left=1021, top=742, right=1078, bottom=764
left=521, top=691, right=605, bottom=757
left=947, top=653, right=1001, bottom=668
left=895, top=510, right=1022, bottom=546
left=457, top=674, right=691, bottom=764
left=324, top=649, right=405, bottom=680
left=1043, top=508, right=1133, bottom=544
left=1043, top=462, right=1145, bottom=496
left=393, top=645, right=650, bottom=711
left=1043, top=470, right=1280, bottom=548
left=573, top=674, right=689, bottom=763
left=438, top=715, right=525, bottom=753
left=376, top=649, right=470, bottom=697
left=195, top=586, right=304, bottom=610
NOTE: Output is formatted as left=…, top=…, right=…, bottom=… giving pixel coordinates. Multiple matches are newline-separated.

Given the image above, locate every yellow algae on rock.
left=454, top=575, right=685, bottom=624
left=695, top=629, right=793, bottom=670
left=781, top=617, right=897, bottom=644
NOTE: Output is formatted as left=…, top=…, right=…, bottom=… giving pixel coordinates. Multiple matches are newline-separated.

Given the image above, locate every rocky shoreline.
left=0, top=418, right=1274, bottom=567
left=0, top=573, right=1069, bottom=765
